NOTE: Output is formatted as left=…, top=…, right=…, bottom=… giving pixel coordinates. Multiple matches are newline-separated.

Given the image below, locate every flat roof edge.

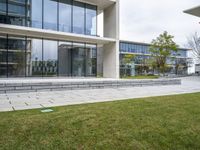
left=120, top=40, right=192, bottom=51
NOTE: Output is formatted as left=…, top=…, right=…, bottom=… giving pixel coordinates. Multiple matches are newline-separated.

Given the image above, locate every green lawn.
left=123, top=75, right=159, bottom=79
left=1, top=93, right=200, bottom=150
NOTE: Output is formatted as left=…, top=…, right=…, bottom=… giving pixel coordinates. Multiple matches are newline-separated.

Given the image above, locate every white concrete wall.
left=103, top=0, right=120, bottom=78
left=103, top=41, right=120, bottom=78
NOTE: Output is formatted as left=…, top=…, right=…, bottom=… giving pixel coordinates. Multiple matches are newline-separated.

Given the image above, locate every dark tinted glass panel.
left=58, top=41, right=72, bottom=76
left=7, top=0, right=26, bottom=26
left=31, top=0, right=42, bottom=28
left=0, top=0, right=6, bottom=12
left=73, top=1, right=85, bottom=34
left=0, top=34, right=7, bottom=77
left=44, top=0, right=58, bottom=31
left=29, top=38, right=43, bottom=76
left=59, top=0, right=71, bottom=32
left=72, top=43, right=85, bottom=76
left=0, top=0, right=7, bottom=24
left=85, top=44, right=96, bottom=76
left=86, top=4, right=97, bottom=35
left=43, top=40, right=58, bottom=76
left=7, top=35, right=26, bottom=77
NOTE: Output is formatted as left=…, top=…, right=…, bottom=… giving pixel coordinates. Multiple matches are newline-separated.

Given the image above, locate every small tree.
left=150, top=31, right=179, bottom=75
left=188, top=32, right=200, bottom=64
left=121, top=54, right=135, bottom=76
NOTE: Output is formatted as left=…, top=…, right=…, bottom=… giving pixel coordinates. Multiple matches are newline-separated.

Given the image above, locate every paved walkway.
left=0, top=76, right=200, bottom=112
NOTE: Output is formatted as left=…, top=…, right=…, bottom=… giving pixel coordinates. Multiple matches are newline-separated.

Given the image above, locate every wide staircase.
left=0, top=78, right=181, bottom=94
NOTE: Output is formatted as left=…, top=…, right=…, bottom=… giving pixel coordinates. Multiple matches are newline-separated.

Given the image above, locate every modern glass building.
left=0, top=0, right=120, bottom=78
left=0, top=0, right=97, bottom=35
left=119, top=41, right=191, bottom=76
left=0, top=0, right=193, bottom=78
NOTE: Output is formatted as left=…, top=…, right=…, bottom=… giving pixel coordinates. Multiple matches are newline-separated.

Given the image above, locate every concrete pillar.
left=103, top=0, right=120, bottom=78
left=103, top=41, right=120, bottom=78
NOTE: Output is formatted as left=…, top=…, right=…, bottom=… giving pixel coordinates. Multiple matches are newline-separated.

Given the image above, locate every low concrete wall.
left=0, top=79, right=181, bottom=94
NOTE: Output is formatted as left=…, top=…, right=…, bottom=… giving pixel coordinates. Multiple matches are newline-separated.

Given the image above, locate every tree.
left=188, top=32, right=200, bottom=64
left=121, top=54, right=135, bottom=76
left=150, top=31, right=179, bottom=75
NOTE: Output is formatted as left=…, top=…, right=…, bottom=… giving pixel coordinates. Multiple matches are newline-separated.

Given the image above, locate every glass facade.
left=0, top=34, right=97, bottom=77
left=120, top=42, right=189, bottom=76
left=73, top=1, right=85, bottom=34
left=120, top=42, right=188, bottom=57
left=59, top=0, right=72, bottom=32
left=0, top=0, right=97, bottom=36
left=43, top=0, right=58, bottom=30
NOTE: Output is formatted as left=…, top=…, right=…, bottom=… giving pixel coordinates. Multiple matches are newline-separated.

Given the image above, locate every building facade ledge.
left=0, top=24, right=116, bottom=45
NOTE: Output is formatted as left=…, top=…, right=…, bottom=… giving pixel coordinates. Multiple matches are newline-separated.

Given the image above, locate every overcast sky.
left=120, top=0, right=200, bottom=48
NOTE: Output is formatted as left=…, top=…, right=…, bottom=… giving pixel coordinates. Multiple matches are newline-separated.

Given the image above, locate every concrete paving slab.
left=0, top=77, right=199, bottom=112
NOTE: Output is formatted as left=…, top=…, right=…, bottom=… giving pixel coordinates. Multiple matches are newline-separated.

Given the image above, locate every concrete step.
left=0, top=79, right=181, bottom=94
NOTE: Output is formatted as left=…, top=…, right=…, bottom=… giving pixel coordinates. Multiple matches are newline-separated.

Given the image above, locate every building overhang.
left=184, top=5, right=200, bottom=17
left=0, top=24, right=116, bottom=45
left=75, top=0, right=116, bottom=10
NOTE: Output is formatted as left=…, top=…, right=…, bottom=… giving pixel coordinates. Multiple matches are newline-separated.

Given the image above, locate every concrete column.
left=103, top=0, right=120, bottom=78
left=103, top=41, right=120, bottom=78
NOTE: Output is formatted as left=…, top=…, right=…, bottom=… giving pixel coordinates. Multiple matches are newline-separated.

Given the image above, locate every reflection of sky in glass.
left=59, top=2, right=71, bottom=32
left=43, top=0, right=57, bottom=30
left=32, top=39, right=42, bottom=61
left=30, top=0, right=97, bottom=35
left=86, top=8, right=97, bottom=35
left=73, top=2, right=85, bottom=34
left=43, top=40, right=58, bottom=61
left=31, top=0, right=42, bottom=28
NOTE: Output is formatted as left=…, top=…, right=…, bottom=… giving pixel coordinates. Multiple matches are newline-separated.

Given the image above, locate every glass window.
left=28, top=38, right=43, bottom=77
left=7, top=35, right=26, bottom=77
left=73, top=1, right=85, bottom=34
left=0, top=34, right=7, bottom=77
left=31, top=0, right=42, bottom=28
left=0, top=0, right=7, bottom=24
left=44, top=0, right=58, bottom=31
left=43, top=40, right=58, bottom=76
left=59, top=0, right=72, bottom=32
left=86, top=4, right=97, bottom=35
left=85, top=44, right=96, bottom=76
left=58, top=41, right=72, bottom=76
left=72, top=43, right=85, bottom=76
left=7, top=0, right=26, bottom=26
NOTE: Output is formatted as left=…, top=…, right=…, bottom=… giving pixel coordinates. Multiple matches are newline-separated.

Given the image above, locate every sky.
left=120, top=0, right=200, bottom=48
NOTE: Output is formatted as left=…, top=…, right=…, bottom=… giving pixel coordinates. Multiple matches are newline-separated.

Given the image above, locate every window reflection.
left=7, top=35, right=26, bottom=77
left=72, top=43, right=85, bottom=76
left=59, top=0, right=72, bottom=32
left=31, top=0, right=42, bottom=28
left=1, top=0, right=97, bottom=36
left=0, top=34, right=97, bottom=77
left=29, top=38, right=43, bottom=76
left=43, top=0, right=58, bottom=31
left=86, top=4, right=97, bottom=35
left=7, top=0, right=27, bottom=26
left=85, top=44, right=97, bottom=76
left=73, top=1, right=85, bottom=34
left=58, top=41, right=72, bottom=76
left=0, top=0, right=7, bottom=24
left=0, top=34, right=7, bottom=77
left=43, top=40, right=58, bottom=76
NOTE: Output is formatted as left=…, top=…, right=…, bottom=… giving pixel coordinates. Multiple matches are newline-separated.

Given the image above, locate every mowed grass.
left=1, top=93, right=200, bottom=150
left=123, top=75, right=159, bottom=79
